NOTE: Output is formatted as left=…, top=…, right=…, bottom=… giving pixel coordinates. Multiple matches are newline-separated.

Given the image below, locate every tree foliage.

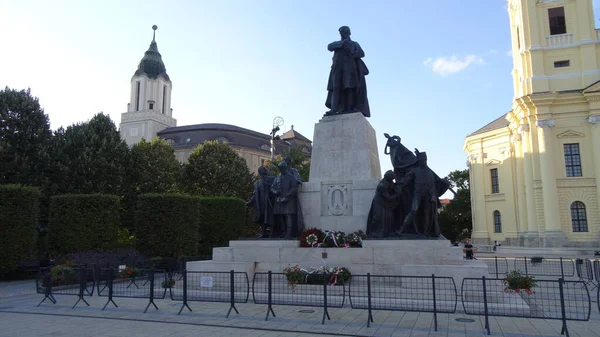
left=266, top=145, right=311, bottom=181
left=181, top=140, right=254, bottom=199
left=0, top=87, right=52, bottom=186
left=128, top=138, right=180, bottom=194
left=438, top=169, right=472, bottom=242
left=55, top=113, right=129, bottom=195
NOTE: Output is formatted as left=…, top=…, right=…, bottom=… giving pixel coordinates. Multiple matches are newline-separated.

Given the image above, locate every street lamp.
left=270, top=116, right=284, bottom=161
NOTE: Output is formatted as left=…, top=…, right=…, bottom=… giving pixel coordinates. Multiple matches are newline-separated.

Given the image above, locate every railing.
left=462, top=277, right=590, bottom=336
left=546, top=33, right=574, bottom=48
left=96, top=268, right=167, bottom=312
left=514, top=257, right=574, bottom=278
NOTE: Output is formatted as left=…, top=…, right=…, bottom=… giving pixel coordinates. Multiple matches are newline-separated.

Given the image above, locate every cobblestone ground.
left=1, top=279, right=600, bottom=337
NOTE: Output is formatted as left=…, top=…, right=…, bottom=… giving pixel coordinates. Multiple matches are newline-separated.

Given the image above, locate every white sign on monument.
left=200, top=277, right=213, bottom=288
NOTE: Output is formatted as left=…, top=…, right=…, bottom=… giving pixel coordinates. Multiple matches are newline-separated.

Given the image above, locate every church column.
left=536, top=119, right=564, bottom=246
left=470, top=142, right=489, bottom=244
left=519, top=124, right=539, bottom=246
left=587, top=114, right=600, bottom=222
left=513, top=132, right=527, bottom=238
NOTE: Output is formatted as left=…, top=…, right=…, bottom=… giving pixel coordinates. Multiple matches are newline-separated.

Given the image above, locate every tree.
left=0, top=87, right=52, bottom=186
left=55, top=113, right=130, bottom=195
left=181, top=140, right=254, bottom=200
left=128, top=138, right=180, bottom=194
left=266, top=145, right=311, bottom=181
left=438, top=169, right=472, bottom=242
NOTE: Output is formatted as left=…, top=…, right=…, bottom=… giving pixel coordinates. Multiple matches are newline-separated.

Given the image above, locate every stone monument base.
left=187, top=240, right=490, bottom=286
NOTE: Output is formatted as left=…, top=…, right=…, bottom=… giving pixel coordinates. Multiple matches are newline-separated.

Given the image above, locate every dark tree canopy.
left=438, top=169, right=472, bottom=242
left=181, top=140, right=254, bottom=200
left=55, top=113, right=129, bottom=195
left=0, top=87, right=52, bottom=186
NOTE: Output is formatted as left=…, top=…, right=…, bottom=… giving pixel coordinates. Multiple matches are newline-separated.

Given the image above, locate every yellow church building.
left=464, top=0, right=600, bottom=247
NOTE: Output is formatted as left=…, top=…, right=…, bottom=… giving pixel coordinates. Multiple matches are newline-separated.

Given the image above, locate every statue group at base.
left=246, top=158, right=304, bottom=239
left=366, top=134, right=453, bottom=239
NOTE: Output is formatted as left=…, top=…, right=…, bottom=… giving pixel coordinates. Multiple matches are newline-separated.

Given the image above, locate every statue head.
left=383, top=170, right=395, bottom=183
left=284, top=156, right=293, bottom=166
left=277, top=161, right=288, bottom=174
left=339, top=26, right=351, bottom=39
left=384, top=134, right=401, bottom=149
left=257, top=166, right=268, bottom=177
left=416, top=151, right=428, bottom=167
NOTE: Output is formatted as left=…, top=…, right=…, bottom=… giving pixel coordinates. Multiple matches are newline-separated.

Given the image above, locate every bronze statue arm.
left=351, top=42, right=365, bottom=58
left=328, top=41, right=344, bottom=51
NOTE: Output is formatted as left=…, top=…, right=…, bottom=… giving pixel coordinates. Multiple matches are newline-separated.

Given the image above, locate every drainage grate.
left=455, top=318, right=475, bottom=323
left=299, top=309, right=315, bottom=313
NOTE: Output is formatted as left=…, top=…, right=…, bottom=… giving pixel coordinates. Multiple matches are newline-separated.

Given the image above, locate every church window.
left=570, top=201, right=588, bottom=232
left=149, top=102, right=154, bottom=110
left=215, top=136, right=229, bottom=143
left=564, top=143, right=582, bottom=177
left=490, top=168, right=499, bottom=194
left=554, top=60, right=570, bottom=68
left=162, top=85, right=167, bottom=114
left=135, top=81, right=141, bottom=111
left=548, top=7, right=567, bottom=35
left=165, top=138, right=174, bottom=145
left=493, top=210, right=502, bottom=233
left=260, top=144, right=270, bottom=151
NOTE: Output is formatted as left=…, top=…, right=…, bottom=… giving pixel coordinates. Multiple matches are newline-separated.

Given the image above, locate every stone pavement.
left=0, top=280, right=599, bottom=337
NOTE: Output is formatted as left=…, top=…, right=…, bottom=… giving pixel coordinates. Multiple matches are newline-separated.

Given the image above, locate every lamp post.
left=270, top=116, right=284, bottom=161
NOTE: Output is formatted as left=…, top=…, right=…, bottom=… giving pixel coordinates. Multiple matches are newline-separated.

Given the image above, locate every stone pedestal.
left=298, top=112, right=381, bottom=233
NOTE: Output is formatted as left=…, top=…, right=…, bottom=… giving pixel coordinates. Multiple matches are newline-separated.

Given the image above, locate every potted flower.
left=283, top=265, right=306, bottom=291
left=161, top=278, right=176, bottom=288
left=50, top=261, right=77, bottom=286
left=503, top=270, right=536, bottom=295
left=119, top=266, right=137, bottom=279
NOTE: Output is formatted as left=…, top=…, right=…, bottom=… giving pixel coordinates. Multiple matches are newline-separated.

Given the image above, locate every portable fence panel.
left=99, top=269, right=167, bottom=300
left=513, top=257, right=575, bottom=277
left=170, top=271, right=249, bottom=303
left=252, top=272, right=345, bottom=308
left=349, top=275, right=457, bottom=313
left=461, top=278, right=590, bottom=321
left=477, top=257, right=509, bottom=277
left=36, top=267, right=94, bottom=297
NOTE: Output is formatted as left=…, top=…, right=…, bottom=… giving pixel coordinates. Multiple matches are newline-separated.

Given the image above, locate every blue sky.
left=0, top=0, right=515, bottom=191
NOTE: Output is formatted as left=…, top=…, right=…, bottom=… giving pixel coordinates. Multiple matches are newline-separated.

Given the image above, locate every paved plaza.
left=1, top=279, right=599, bottom=337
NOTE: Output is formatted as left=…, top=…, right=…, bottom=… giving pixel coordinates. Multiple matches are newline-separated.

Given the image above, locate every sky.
left=0, top=0, right=516, bottom=194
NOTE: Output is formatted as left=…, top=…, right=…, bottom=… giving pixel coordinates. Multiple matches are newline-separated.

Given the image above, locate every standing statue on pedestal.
left=246, top=166, right=275, bottom=238
left=284, top=156, right=305, bottom=234
left=366, top=170, right=400, bottom=238
left=325, top=26, right=370, bottom=117
left=397, top=151, right=451, bottom=238
left=271, top=162, right=300, bottom=239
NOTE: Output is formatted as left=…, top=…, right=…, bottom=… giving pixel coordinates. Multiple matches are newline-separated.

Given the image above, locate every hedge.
left=198, top=197, right=246, bottom=255
left=0, top=185, right=40, bottom=273
left=135, top=194, right=201, bottom=258
left=48, top=194, right=120, bottom=254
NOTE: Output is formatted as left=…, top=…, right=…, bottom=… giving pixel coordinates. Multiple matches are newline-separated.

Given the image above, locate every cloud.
left=423, top=55, right=484, bottom=76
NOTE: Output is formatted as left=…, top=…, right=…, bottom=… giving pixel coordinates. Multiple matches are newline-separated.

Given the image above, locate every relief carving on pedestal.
left=325, top=184, right=350, bottom=216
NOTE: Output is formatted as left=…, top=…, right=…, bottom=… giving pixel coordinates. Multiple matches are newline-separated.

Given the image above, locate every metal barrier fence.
left=96, top=268, right=167, bottom=312
left=477, top=257, right=510, bottom=278
left=462, top=276, right=590, bottom=336
left=348, top=274, right=456, bottom=330
left=171, top=270, right=249, bottom=317
left=252, top=271, right=345, bottom=324
left=513, top=257, right=575, bottom=278
left=36, top=267, right=94, bottom=308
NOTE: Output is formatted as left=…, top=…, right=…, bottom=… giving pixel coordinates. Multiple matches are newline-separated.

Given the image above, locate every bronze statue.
left=366, top=170, right=400, bottom=238
left=283, top=156, right=304, bottom=234
left=325, top=26, right=370, bottom=117
left=271, top=162, right=300, bottom=239
left=246, top=166, right=275, bottom=238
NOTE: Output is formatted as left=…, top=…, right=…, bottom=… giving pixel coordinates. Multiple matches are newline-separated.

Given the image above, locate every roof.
left=134, top=26, right=170, bottom=81
left=281, top=125, right=311, bottom=143
left=157, top=123, right=312, bottom=154
left=468, top=114, right=510, bottom=137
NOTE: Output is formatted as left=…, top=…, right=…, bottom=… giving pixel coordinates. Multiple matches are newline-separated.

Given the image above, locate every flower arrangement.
left=50, top=260, right=77, bottom=285
left=503, top=270, right=536, bottom=294
left=161, top=278, right=176, bottom=288
left=300, top=228, right=325, bottom=247
left=323, top=230, right=347, bottom=247
left=283, top=264, right=351, bottom=291
left=345, top=231, right=366, bottom=248
left=283, top=264, right=306, bottom=291
left=119, top=266, right=137, bottom=279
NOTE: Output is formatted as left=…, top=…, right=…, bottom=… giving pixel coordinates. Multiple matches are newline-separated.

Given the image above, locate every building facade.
left=464, top=0, right=600, bottom=247
left=119, top=27, right=311, bottom=174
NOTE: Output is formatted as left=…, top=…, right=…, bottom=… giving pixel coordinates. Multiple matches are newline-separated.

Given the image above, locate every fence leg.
left=72, top=268, right=90, bottom=309
left=144, top=269, right=159, bottom=313
left=226, top=270, right=240, bottom=318
left=265, top=271, right=275, bottom=321
left=482, top=276, right=490, bottom=335
left=495, top=256, right=499, bottom=279
left=178, top=269, right=192, bottom=315
left=558, top=278, right=569, bottom=337
left=37, top=273, right=56, bottom=307
left=367, top=273, right=373, bottom=327
left=322, top=273, right=330, bottom=325
left=524, top=257, right=528, bottom=275
left=102, top=268, right=118, bottom=310
left=560, top=257, right=565, bottom=279
left=432, top=274, right=438, bottom=332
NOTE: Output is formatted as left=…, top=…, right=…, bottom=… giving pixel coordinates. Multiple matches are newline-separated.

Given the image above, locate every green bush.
left=198, top=197, right=246, bottom=255
left=135, top=194, right=200, bottom=258
left=48, top=194, right=120, bottom=254
left=0, top=185, right=40, bottom=273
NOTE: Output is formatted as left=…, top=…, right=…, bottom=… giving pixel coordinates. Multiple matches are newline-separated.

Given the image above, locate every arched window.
left=165, top=138, right=174, bottom=145
left=260, top=144, right=270, bottom=151
left=570, top=201, right=588, bottom=232
left=493, top=210, right=502, bottom=233
left=215, top=136, right=229, bottom=143
left=302, top=146, right=309, bottom=153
